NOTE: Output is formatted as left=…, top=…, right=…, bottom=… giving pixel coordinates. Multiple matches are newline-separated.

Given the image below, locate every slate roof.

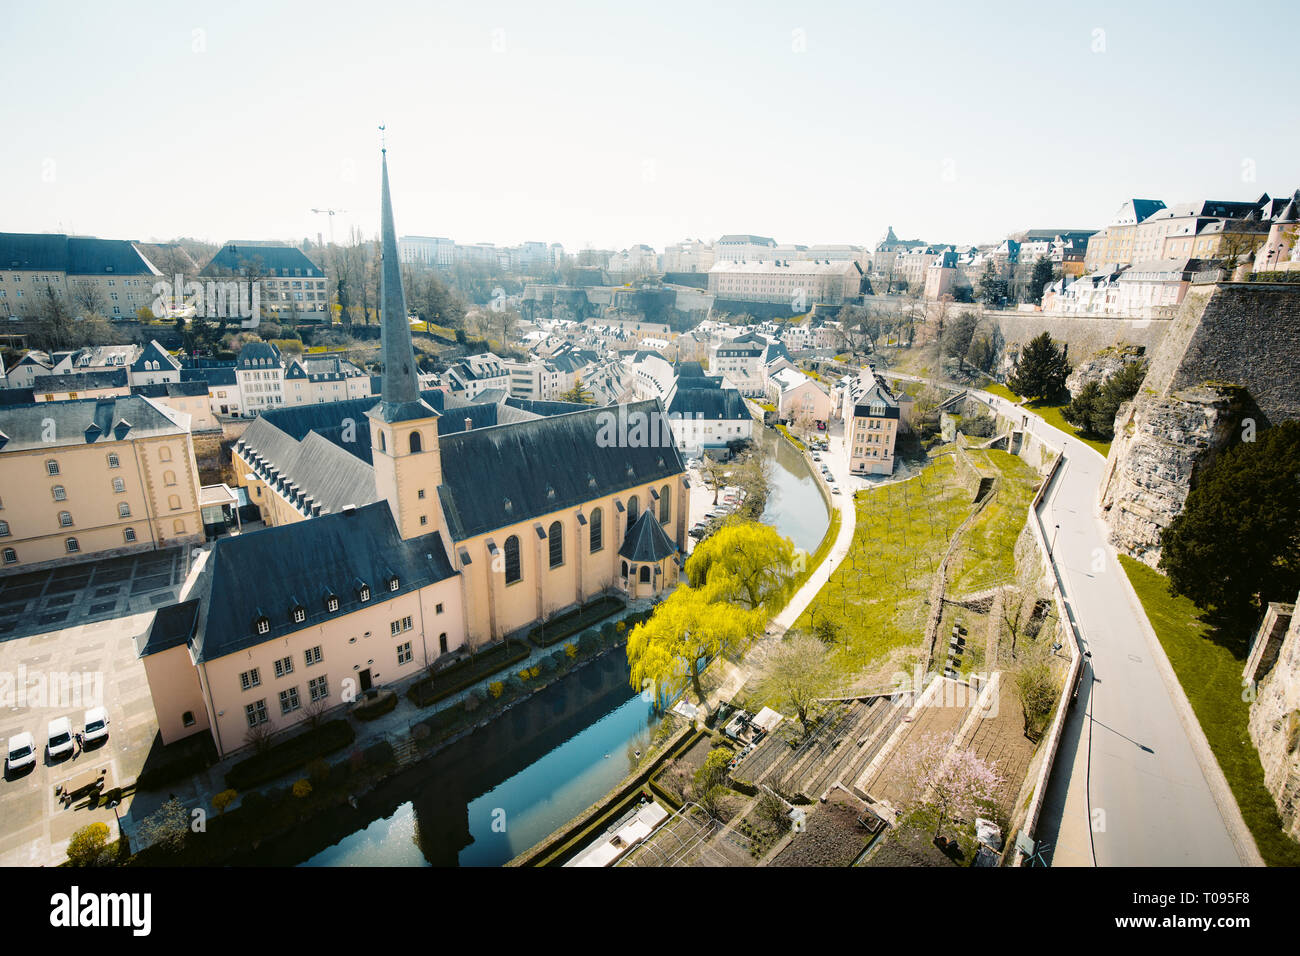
left=194, top=502, right=457, bottom=662
left=0, top=387, right=35, bottom=406
left=619, top=508, right=678, bottom=563
left=32, top=369, right=129, bottom=392
left=182, top=366, right=237, bottom=388
left=235, top=418, right=378, bottom=513
left=131, top=381, right=210, bottom=399
left=665, top=382, right=749, bottom=420
left=504, top=397, right=593, bottom=417
left=0, top=233, right=161, bottom=276
left=436, top=399, right=685, bottom=541
left=236, top=341, right=282, bottom=369
left=200, top=243, right=324, bottom=278
left=0, top=396, right=186, bottom=453
left=140, top=599, right=200, bottom=658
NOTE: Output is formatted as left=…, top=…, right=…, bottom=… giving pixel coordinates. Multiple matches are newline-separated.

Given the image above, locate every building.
left=284, top=355, right=374, bottom=406
left=32, top=369, right=130, bottom=403
left=181, top=364, right=242, bottom=417
left=660, top=239, right=714, bottom=274
left=235, top=341, right=285, bottom=415
left=200, top=243, right=328, bottom=318
left=707, top=259, right=861, bottom=308
left=143, top=149, right=689, bottom=756
left=840, top=368, right=904, bottom=476
left=0, top=232, right=163, bottom=320
left=0, top=396, right=204, bottom=573
left=766, top=367, right=832, bottom=426
left=399, top=235, right=455, bottom=267
left=131, top=381, right=221, bottom=432
left=6, top=339, right=180, bottom=390
left=713, top=234, right=778, bottom=263
left=1084, top=199, right=1168, bottom=271
left=444, top=352, right=511, bottom=399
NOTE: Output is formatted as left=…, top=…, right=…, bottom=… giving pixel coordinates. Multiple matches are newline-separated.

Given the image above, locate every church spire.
left=373, top=147, right=429, bottom=419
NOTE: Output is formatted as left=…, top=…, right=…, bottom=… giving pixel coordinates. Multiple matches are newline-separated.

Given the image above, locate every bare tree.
left=752, top=631, right=838, bottom=735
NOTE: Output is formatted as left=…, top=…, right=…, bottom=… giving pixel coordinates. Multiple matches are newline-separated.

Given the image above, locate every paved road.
left=882, top=373, right=1251, bottom=866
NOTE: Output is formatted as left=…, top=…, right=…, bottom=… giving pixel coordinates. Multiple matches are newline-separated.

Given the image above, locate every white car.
left=47, top=717, right=74, bottom=761
left=6, top=732, right=36, bottom=773
left=83, top=707, right=109, bottom=746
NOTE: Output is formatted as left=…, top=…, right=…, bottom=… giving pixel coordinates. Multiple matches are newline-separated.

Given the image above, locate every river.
left=294, top=423, right=827, bottom=867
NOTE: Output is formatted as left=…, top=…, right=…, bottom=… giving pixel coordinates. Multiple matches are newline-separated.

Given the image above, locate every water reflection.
left=755, top=425, right=829, bottom=554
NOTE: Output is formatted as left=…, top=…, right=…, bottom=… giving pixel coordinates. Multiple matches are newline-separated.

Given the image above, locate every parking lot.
left=0, top=549, right=194, bottom=865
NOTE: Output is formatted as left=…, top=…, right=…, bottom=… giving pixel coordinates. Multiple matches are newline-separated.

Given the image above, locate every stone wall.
left=1097, top=386, right=1247, bottom=567
left=1249, top=594, right=1300, bottom=844
left=978, top=312, right=1170, bottom=365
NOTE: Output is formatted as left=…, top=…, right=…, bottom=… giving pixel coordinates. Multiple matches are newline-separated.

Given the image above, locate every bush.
left=504, top=675, right=525, bottom=696
left=464, top=689, right=484, bottom=713
left=536, top=654, right=558, bottom=676
left=353, top=690, right=398, bottom=721
left=363, top=740, right=394, bottom=768
left=225, top=720, right=356, bottom=790
left=600, top=622, right=618, bottom=642
left=240, top=791, right=268, bottom=813
left=306, top=759, right=331, bottom=787
left=488, top=681, right=504, bottom=699
left=577, top=630, right=602, bottom=655
left=529, top=596, right=627, bottom=646
left=67, top=822, right=110, bottom=867
left=565, top=643, right=578, bottom=659
left=212, top=789, right=238, bottom=814
left=405, top=640, right=530, bottom=707
left=292, top=778, right=313, bottom=799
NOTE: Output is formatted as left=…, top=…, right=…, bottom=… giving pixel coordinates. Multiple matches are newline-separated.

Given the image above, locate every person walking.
left=73, top=731, right=83, bottom=757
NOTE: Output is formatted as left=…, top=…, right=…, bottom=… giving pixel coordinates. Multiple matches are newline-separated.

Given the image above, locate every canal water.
left=294, top=425, right=827, bottom=867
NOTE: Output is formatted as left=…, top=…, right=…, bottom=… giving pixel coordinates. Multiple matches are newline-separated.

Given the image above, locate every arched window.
left=0, top=520, right=8, bottom=537
left=124, top=528, right=136, bottom=543
left=159, top=446, right=172, bottom=462
left=439, top=633, right=448, bottom=654
left=659, top=484, right=670, bottom=523
left=118, top=502, right=131, bottom=518
left=2, top=548, right=15, bottom=564
left=173, top=519, right=185, bottom=534
left=168, top=495, right=181, bottom=510
left=65, top=538, right=79, bottom=553
left=640, top=565, right=651, bottom=583
left=107, top=453, right=120, bottom=469
left=409, top=431, right=422, bottom=454
left=112, top=477, right=125, bottom=493
left=548, top=521, right=563, bottom=568
left=58, top=511, right=73, bottom=527
left=164, top=470, right=176, bottom=486
left=589, top=507, right=603, bottom=553
left=52, top=485, right=66, bottom=501
left=45, top=460, right=59, bottom=476
left=627, top=495, right=639, bottom=523
left=621, top=560, right=628, bottom=578
left=504, top=535, right=521, bottom=584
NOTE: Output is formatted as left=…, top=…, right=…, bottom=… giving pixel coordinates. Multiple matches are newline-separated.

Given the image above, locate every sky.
left=1, top=0, right=1297, bottom=254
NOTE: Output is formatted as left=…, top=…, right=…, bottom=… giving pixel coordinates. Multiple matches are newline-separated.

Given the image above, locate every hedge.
left=225, top=720, right=356, bottom=790
left=405, top=639, right=531, bottom=708
left=529, top=596, right=626, bottom=647
left=353, top=690, right=399, bottom=721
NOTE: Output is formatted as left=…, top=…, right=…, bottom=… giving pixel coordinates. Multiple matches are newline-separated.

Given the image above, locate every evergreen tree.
left=1063, top=359, right=1147, bottom=439
left=1028, top=257, right=1055, bottom=304
left=1159, top=421, right=1300, bottom=622
left=978, top=262, right=1008, bottom=306
left=940, top=310, right=979, bottom=373
left=1006, top=332, right=1070, bottom=401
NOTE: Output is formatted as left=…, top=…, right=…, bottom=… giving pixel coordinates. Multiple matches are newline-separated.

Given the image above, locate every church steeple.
left=372, top=147, right=434, bottom=422
left=367, top=145, right=443, bottom=541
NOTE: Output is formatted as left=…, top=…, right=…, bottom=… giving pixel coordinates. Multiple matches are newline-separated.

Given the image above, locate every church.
left=140, top=150, right=687, bottom=757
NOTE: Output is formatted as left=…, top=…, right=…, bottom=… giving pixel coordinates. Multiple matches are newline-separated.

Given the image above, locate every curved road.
left=887, top=373, right=1255, bottom=866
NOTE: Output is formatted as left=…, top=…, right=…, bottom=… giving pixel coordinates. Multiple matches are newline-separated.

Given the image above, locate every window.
left=255, top=617, right=270, bottom=635
left=274, top=655, right=294, bottom=679
left=240, top=668, right=261, bottom=690
left=308, top=675, right=328, bottom=701
left=388, top=576, right=399, bottom=592
left=390, top=619, right=402, bottom=637
left=305, top=646, right=322, bottom=666
left=46, top=460, right=59, bottom=476
left=64, top=537, right=81, bottom=553
left=417, top=489, right=425, bottom=500
left=2, top=548, right=15, bottom=564
left=159, top=446, right=172, bottom=462
left=390, top=616, right=413, bottom=635
left=660, top=484, right=671, bottom=523
left=640, top=565, right=652, bottom=583
left=52, top=485, right=68, bottom=502
left=168, top=495, right=181, bottom=510
left=548, top=520, right=564, bottom=568
left=504, top=535, right=521, bottom=585
left=409, top=431, right=422, bottom=454
left=326, top=595, right=339, bottom=613
left=279, top=687, right=301, bottom=715
left=627, top=495, right=639, bottom=523
left=124, top=528, right=136, bottom=543
left=0, top=520, right=7, bottom=537
left=436, top=602, right=444, bottom=614
left=378, top=432, right=386, bottom=453
left=118, top=502, right=131, bottom=518
left=245, top=700, right=268, bottom=727
left=173, top=519, right=185, bottom=534
left=182, top=711, right=195, bottom=728
left=112, top=477, right=125, bottom=493
left=164, top=470, right=176, bottom=486
left=397, top=642, right=413, bottom=665
left=58, top=511, right=72, bottom=527
left=439, top=633, right=448, bottom=654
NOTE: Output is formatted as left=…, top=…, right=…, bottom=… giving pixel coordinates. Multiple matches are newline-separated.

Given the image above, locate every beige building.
left=0, top=233, right=163, bottom=320
left=766, top=367, right=832, bottom=425
left=0, top=396, right=203, bottom=574
left=841, top=368, right=904, bottom=476
left=708, top=258, right=861, bottom=307
left=143, top=149, right=689, bottom=757
left=284, top=355, right=374, bottom=406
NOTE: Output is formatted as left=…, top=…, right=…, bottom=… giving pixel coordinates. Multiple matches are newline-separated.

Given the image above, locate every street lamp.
left=106, top=797, right=122, bottom=843
left=1051, top=523, right=1060, bottom=553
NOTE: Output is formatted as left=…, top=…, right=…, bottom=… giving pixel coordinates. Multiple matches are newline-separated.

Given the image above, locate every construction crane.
left=310, top=208, right=346, bottom=247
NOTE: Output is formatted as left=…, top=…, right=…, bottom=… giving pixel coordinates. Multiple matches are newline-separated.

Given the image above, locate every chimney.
left=464, top=417, right=473, bottom=431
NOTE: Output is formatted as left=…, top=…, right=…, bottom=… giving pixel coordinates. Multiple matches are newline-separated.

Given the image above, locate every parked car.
left=6, top=733, right=36, bottom=773
left=83, top=707, right=109, bottom=746
left=46, top=717, right=74, bottom=761
left=831, top=485, right=841, bottom=495
left=811, top=453, right=822, bottom=462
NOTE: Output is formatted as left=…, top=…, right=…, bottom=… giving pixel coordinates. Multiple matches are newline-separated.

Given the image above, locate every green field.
left=795, top=449, right=976, bottom=683
left=948, top=449, right=1041, bottom=596
left=978, top=382, right=1112, bottom=457
left=1118, top=555, right=1300, bottom=867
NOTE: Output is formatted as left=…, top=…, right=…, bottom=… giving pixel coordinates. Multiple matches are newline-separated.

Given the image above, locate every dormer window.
left=255, top=616, right=270, bottom=635
left=356, top=580, right=371, bottom=603
left=387, top=575, right=399, bottom=592
left=325, top=594, right=339, bottom=613
left=292, top=604, right=306, bottom=624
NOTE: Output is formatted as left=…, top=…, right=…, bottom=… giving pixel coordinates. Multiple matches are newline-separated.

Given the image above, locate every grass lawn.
left=977, top=381, right=1112, bottom=457
left=948, top=449, right=1041, bottom=596
left=795, top=449, right=976, bottom=685
left=1118, top=555, right=1300, bottom=867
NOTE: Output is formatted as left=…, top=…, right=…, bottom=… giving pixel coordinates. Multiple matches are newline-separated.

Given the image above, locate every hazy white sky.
left=1, top=0, right=1297, bottom=252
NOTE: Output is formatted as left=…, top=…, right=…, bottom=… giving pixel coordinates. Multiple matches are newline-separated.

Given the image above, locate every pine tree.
left=1028, top=257, right=1055, bottom=304
left=1006, top=332, right=1070, bottom=401
left=1159, top=420, right=1300, bottom=623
